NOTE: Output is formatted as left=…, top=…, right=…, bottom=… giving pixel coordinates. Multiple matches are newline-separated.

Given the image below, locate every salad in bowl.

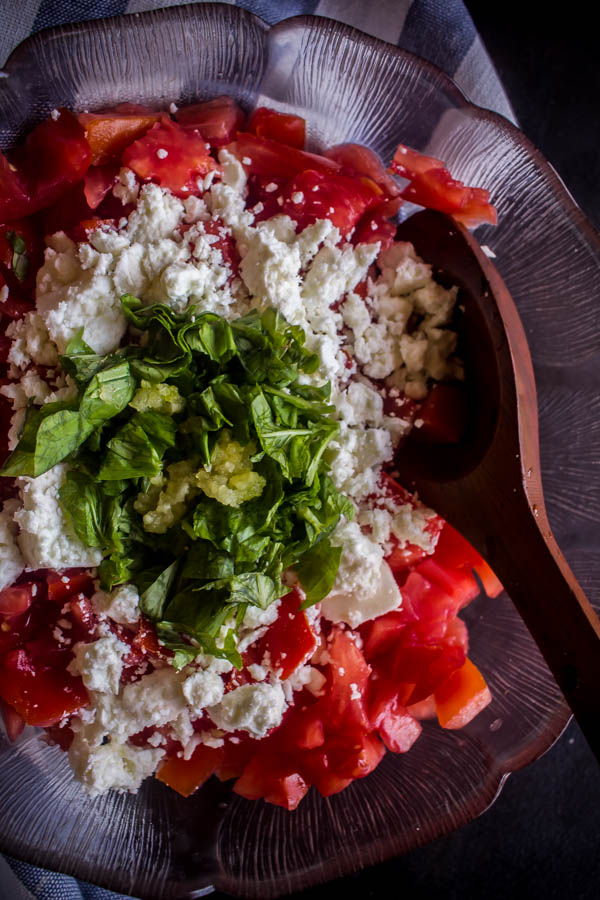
left=0, top=96, right=502, bottom=810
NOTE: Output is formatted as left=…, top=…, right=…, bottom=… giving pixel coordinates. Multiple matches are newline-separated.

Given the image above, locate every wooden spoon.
left=395, top=209, right=600, bottom=758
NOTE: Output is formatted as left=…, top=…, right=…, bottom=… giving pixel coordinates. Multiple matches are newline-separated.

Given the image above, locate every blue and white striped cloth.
left=0, top=2, right=513, bottom=898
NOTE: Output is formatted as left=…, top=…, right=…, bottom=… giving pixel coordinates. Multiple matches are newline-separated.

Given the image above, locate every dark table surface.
left=215, top=3, right=600, bottom=898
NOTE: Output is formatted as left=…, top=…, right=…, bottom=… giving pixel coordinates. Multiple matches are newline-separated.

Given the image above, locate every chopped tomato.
left=157, top=744, right=224, bottom=797
left=216, top=738, right=255, bottom=781
left=415, top=383, right=469, bottom=444
left=0, top=698, right=25, bottom=741
left=391, top=144, right=497, bottom=227
left=0, top=584, right=35, bottom=618
left=432, top=523, right=503, bottom=598
left=78, top=109, right=162, bottom=165
left=324, top=143, right=402, bottom=201
left=0, top=664, right=88, bottom=727
left=21, top=110, right=92, bottom=212
left=83, top=166, right=118, bottom=209
left=46, top=571, right=95, bottom=605
left=390, top=642, right=466, bottom=704
left=414, top=558, right=479, bottom=610
left=123, top=117, right=217, bottom=196
left=435, top=657, right=492, bottom=729
left=196, top=218, right=240, bottom=276
left=322, top=627, right=371, bottom=733
left=362, top=610, right=408, bottom=660
left=234, top=751, right=309, bottom=810
left=377, top=707, right=422, bottom=753
left=300, top=748, right=353, bottom=797
left=352, top=209, right=397, bottom=251
left=368, top=673, right=415, bottom=726
left=253, top=588, right=316, bottom=679
left=0, top=153, right=32, bottom=221
left=175, top=96, right=245, bottom=146
left=231, top=133, right=341, bottom=179
left=0, top=294, right=34, bottom=320
left=279, top=169, right=382, bottom=235
left=324, top=732, right=385, bottom=780
left=276, top=703, right=325, bottom=751
left=401, top=570, right=464, bottom=623
left=248, top=107, right=306, bottom=149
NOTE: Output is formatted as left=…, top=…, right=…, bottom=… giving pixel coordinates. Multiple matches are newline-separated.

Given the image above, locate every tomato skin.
left=253, top=588, right=316, bottom=679
left=175, top=96, right=245, bottom=146
left=157, top=744, right=224, bottom=797
left=322, top=628, right=371, bottom=733
left=377, top=707, right=422, bottom=753
left=352, top=209, right=397, bottom=251
left=248, top=107, right=306, bottom=149
left=234, top=752, right=309, bottom=810
left=391, top=143, right=497, bottom=227
left=123, top=117, right=217, bottom=196
left=0, top=584, right=35, bottom=618
left=0, top=664, right=88, bottom=727
left=361, top=610, right=408, bottom=661
left=22, top=110, right=92, bottom=212
left=0, top=153, right=32, bottom=221
left=432, top=522, right=503, bottom=598
left=46, top=571, right=95, bottom=605
left=392, top=643, right=466, bottom=705
left=324, top=143, right=402, bottom=200
left=78, top=110, right=162, bottom=165
left=435, top=657, right=491, bottom=729
left=83, top=166, right=118, bottom=209
left=231, top=133, right=341, bottom=179
left=279, top=169, right=382, bottom=236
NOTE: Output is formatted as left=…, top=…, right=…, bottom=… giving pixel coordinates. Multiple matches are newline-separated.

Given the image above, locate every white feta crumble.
left=69, top=740, right=164, bottom=797
left=68, top=633, right=129, bottom=694
left=91, top=583, right=140, bottom=625
left=182, top=669, right=225, bottom=714
left=208, top=681, right=287, bottom=738
left=0, top=503, right=25, bottom=590
left=14, top=464, right=103, bottom=570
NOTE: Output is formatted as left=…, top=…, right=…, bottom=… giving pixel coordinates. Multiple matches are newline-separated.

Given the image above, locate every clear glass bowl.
left=1, top=5, right=598, bottom=898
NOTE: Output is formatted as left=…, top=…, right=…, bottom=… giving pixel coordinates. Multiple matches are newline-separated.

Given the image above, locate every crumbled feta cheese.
left=0, top=504, right=25, bottom=590
left=68, top=633, right=129, bottom=694
left=92, top=583, right=140, bottom=625
left=182, top=669, right=225, bottom=714
left=14, top=464, right=103, bottom=570
left=208, top=682, right=286, bottom=738
left=69, top=739, right=164, bottom=797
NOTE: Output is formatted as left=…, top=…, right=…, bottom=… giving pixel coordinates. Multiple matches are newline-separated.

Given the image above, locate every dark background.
left=215, top=3, right=600, bottom=899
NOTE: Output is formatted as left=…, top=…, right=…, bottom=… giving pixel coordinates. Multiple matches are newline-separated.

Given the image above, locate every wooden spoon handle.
left=479, top=502, right=600, bottom=758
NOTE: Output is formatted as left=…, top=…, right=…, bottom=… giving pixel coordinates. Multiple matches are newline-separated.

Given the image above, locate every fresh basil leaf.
left=296, top=537, right=343, bottom=607
left=181, top=542, right=235, bottom=580
left=0, top=401, right=82, bottom=477
left=5, top=230, right=29, bottom=282
left=97, top=421, right=162, bottom=480
left=79, top=361, right=136, bottom=428
left=131, top=410, right=177, bottom=456
left=226, top=572, right=281, bottom=609
left=185, top=314, right=238, bottom=362
left=59, top=470, right=106, bottom=548
left=140, top=560, right=179, bottom=620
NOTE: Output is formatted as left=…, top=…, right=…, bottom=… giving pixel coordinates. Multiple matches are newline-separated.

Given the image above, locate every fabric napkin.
left=0, top=1, right=513, bottom=898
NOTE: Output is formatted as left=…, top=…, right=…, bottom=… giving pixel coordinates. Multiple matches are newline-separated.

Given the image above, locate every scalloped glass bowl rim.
left=0, top=3, right=598, bottom=893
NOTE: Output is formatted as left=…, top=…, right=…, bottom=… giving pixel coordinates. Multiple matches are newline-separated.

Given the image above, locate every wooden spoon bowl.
left=395, top=209, right=600, bottom=759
